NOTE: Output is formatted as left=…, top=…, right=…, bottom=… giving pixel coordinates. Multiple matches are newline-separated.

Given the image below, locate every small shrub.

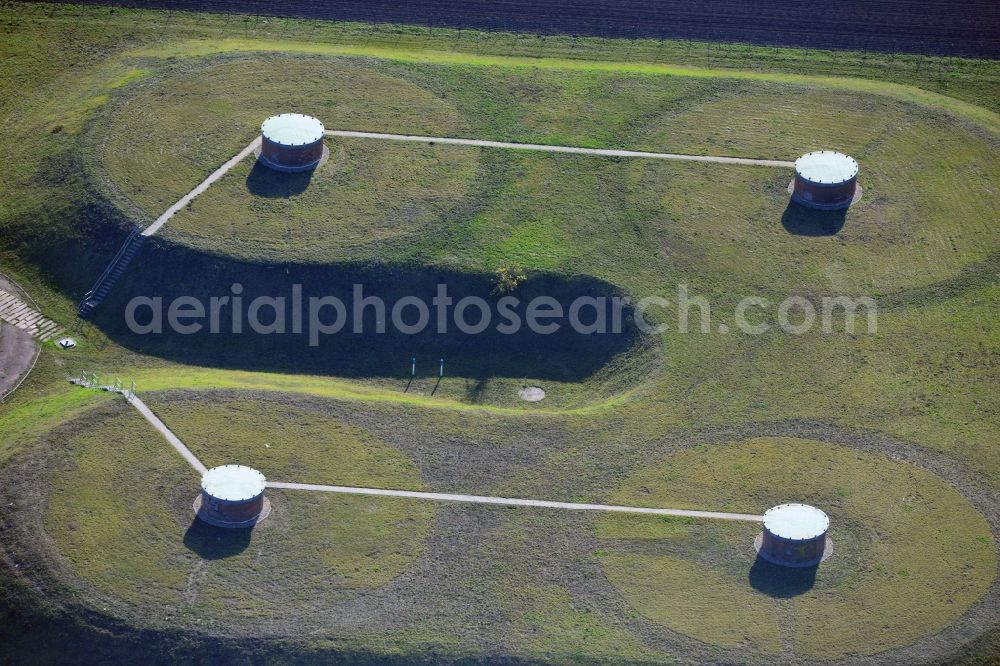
left=492, top=263, right=526, bottom=296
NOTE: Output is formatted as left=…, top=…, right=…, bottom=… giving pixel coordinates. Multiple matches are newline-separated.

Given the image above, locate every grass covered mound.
left=150, top=396, right=427, bottom=488
left=0, top=5, right=997, bottom=663
left=90, top=54, right=999, bottom=298
left=94, top=56, right=473, bottom=216
left=79, top=50, right=999, bottom=415
left=593, top=437, right=997, bottom=659
left=40, top=396, right=435, bottom=634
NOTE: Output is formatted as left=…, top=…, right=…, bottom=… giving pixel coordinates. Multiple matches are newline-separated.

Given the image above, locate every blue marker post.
left=411, top=356, right=416, bottom=377
left=439, top=358, right=445, bottom=378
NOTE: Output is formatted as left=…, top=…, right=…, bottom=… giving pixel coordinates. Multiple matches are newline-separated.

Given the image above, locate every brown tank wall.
left=261, top=136, right=325, bottom=167
left=199, top=491, right=265, bottom=527
left=792, top=174, right=857, bottom=209
left=762, top=529, right=827, bottom=566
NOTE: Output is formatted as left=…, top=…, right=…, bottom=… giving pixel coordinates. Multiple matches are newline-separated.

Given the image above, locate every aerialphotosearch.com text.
left=124, top=283, right=878, bottom=346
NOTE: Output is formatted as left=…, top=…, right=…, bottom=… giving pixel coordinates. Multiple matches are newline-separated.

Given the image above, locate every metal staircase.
left=78, top=226, right=146, bottom=318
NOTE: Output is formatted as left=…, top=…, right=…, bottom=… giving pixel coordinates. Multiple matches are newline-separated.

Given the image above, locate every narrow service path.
left=326, top=130, right=796, bottom=168
left=90, top=387, right=761, bottom=522
left=143, top=137, right=261, bottom=237
left=267, top=481, right=764, bottom=522
left=129, top=395, right=209, bottom=475
left=141, top=130, right=793, bottom=238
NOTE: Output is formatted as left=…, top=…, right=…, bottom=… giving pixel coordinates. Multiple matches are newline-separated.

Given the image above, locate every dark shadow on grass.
left=748, top=554, right=817, bottom=597
left=465, top=377, right=488, bottom=403
left=245, top=159, right=314, bottom=198
left=183, top=518, right=253, bottom=560
left=781, top=201, right=847, bottom=236
left=92, top=240, right=642, bottom=383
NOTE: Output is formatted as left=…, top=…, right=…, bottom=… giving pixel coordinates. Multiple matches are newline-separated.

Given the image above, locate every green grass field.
left=94, top=54, right=996, bottom=297
left=594, top=438, right=996, bottom=659
left=0, top=3, right=998, bottom=664
left=40, top=397, right=434, bottom=629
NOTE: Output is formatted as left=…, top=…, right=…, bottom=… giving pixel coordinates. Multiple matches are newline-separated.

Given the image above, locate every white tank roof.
left=261, top=113, right=325, bottom=146
left=795, top=151, right=858, bottom=184
left=201, top=465, right=266, bottom=502
left=763, top=503, right=829, bottom=540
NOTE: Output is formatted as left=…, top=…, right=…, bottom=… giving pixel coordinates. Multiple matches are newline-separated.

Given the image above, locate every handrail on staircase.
left=79, top=224, right=144, bottom=308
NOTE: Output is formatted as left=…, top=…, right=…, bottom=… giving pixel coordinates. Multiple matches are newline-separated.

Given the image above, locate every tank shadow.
left=183, top=518, right=253, bottom=560
left=781, top=201, right=847, bottom=236
left=748, top=554, right=818, bottom=598
left=245, top=159, right=314, bottom=198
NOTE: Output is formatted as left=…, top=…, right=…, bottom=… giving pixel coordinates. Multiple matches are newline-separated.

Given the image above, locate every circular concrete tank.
left=791, top=151, right=860, bottom=210
left=195, top=464, right=270, bottom=528
left=259, top=113, right=326, bottom=172
left=755, top=503, right=832, bottom=567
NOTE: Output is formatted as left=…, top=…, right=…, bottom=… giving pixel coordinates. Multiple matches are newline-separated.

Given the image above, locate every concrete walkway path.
left=92, top=387, right=760, bottom=522
left=143, top=137, right=261, bottom=237
left=141, top=129, right=793, bottom=238
left=326, top=130, right=796, bottom=168
left=129, top=395, right=209, bottom=475
left=269, top=481, right=763, bottom=521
